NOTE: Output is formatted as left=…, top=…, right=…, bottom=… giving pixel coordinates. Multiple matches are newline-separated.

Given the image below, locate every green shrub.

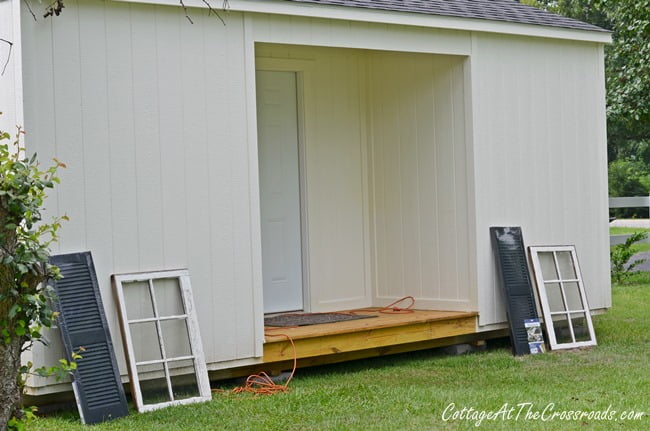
left=611, top=231, right=648, bottom=283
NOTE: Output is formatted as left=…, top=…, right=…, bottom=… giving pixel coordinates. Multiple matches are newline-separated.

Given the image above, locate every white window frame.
left=113, top=269, right=211, bottom=412
left=528, top=246, right=597, bottom=350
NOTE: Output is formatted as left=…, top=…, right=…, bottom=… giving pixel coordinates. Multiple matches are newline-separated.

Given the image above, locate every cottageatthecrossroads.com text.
left=441, top=402, right=646, bottom=427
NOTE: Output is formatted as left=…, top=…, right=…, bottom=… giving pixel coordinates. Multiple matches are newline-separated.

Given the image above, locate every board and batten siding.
left=469, top=33, right=610, bottom=327
left=0, top=0, right=23, bottom=133
left=368, top=52, right=475, bottom=311
left=19, top=0, right=262, bottom=391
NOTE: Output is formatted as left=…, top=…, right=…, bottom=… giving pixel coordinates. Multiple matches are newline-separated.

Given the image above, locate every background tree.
left=0, top=122, right=65, bottom=430
left=524, top=0, right=650, bottom=205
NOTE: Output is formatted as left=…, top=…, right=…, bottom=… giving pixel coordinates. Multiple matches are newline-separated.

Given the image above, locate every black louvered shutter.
left=490, top=227, right=539, bottom=356
left=49, top=252, right=129, bottom=424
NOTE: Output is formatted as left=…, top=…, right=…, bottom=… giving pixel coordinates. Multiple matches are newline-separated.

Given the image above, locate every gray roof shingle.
left=282, top=0, right=608, bottom=32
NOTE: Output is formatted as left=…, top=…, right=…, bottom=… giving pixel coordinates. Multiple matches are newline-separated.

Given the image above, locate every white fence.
left=609, top=196, right=650, bottom=246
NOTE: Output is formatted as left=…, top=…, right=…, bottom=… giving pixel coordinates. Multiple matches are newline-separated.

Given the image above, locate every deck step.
left=263, top=309, right=478, bottom=363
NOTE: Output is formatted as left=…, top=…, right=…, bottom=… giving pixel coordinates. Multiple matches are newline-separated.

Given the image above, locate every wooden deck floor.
left=263, top=309, right=478, bottom=365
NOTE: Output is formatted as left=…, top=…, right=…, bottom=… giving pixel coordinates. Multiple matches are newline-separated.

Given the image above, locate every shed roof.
left=282, top=0, right=608, bottom=32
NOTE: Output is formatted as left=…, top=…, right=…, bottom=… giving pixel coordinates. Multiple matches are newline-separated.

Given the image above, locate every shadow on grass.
left=276, top=336, right=513, bottom=381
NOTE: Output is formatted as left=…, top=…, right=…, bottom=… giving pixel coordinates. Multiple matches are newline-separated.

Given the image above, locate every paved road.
left=629, top=251, right=650, bottom=272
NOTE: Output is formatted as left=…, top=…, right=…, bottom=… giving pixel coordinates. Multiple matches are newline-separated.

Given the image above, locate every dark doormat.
left=265, top=312, right=377, bottom=327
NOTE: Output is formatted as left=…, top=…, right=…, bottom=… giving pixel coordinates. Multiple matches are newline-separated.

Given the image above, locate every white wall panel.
left=20, top=0, right=258, bottom=389
left=470, top=34, right=610, bottom=326
left=0, top=0, right=23, bottom=135
left=51, top=5, right=87, bottom=252
left=368, top=52, right=473, bottom=310
left=155, top=8, right=186, bottom=270
left=78, top=1, right=111, bottom=264
left=105, top=2, right=140, bottom=276
left=132, top=6, right=165, bottom=271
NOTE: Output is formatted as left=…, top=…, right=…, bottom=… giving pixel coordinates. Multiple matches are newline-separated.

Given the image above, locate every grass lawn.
left=609, top=227, right=650, bottom=236
left=34, top=278, right=650, bottom=431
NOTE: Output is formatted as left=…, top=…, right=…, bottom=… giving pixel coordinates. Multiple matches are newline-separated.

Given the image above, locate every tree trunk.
left=0, top=197, right=22, bottom=430
left=0, top=336, right=23, bottom=430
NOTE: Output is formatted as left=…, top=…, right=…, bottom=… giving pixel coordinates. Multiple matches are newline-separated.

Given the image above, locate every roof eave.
left=112, top=0, right=614, bottom=44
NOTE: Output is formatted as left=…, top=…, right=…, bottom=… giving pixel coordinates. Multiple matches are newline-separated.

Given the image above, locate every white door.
left=256, top=70, right=304, bottom=314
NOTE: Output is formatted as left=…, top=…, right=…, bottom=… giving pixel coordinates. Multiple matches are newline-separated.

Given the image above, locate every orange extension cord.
left=378, top=295, right=415, bottom=314
left=213, top=295, right=415, bottom=396
left=213, top=330, right=297, bottom=396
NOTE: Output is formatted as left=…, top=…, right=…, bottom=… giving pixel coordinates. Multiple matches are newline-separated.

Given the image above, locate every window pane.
left=129, top=322, right=162, bottom=363
left=545, top=282, right=566, bottom=312
left=563, top=282, right=584, bottom=311
left=154, top=278, right=185, bottom=317
left=552, top=314, right=573, bottom=344
left=557, top=251, right=577, bottom=279
left=169, top=359, right=200, bottom=401
left=539, top=252, right=558, bottom=280
left=138, top=363, right=171, bottom=405
left=161, top=319, right=192, bottom=359
left=124, top=281, right=154, bottom=320
left=571, top=312, right=592, bottom=342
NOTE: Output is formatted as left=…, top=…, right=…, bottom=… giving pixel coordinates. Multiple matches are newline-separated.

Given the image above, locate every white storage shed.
left=0, top=0, right=611, bottom=396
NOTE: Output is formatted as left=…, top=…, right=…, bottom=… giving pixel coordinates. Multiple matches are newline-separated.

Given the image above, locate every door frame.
left=255, top=57, right=315, bottom=313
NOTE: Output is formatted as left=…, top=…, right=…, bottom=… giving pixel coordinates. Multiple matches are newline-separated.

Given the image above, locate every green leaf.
left=8, top=304, right=21, bottom=319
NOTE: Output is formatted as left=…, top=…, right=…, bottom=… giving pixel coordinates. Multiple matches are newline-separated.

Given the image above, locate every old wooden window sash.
left=113, top=270, right=211, bottom=412
left=528, top=246, right=597, bottom=349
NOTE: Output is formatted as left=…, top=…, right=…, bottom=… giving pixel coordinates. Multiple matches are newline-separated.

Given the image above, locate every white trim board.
left=110, top=0, right=612, bottom=43
left=243, top=13, right=265, bottom=357
left=0, top=0, right=25, bottom=136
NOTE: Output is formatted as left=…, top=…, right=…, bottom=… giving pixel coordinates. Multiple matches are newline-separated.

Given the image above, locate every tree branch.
left=22, top=0, right=38, bottom=22
left=0, top=38, right=12, bottom=77
left=178, top=0, right=229, bottom=25
left=202, top=0, right=225, bottom=25
left=179, top=0, right=194, bottom=24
